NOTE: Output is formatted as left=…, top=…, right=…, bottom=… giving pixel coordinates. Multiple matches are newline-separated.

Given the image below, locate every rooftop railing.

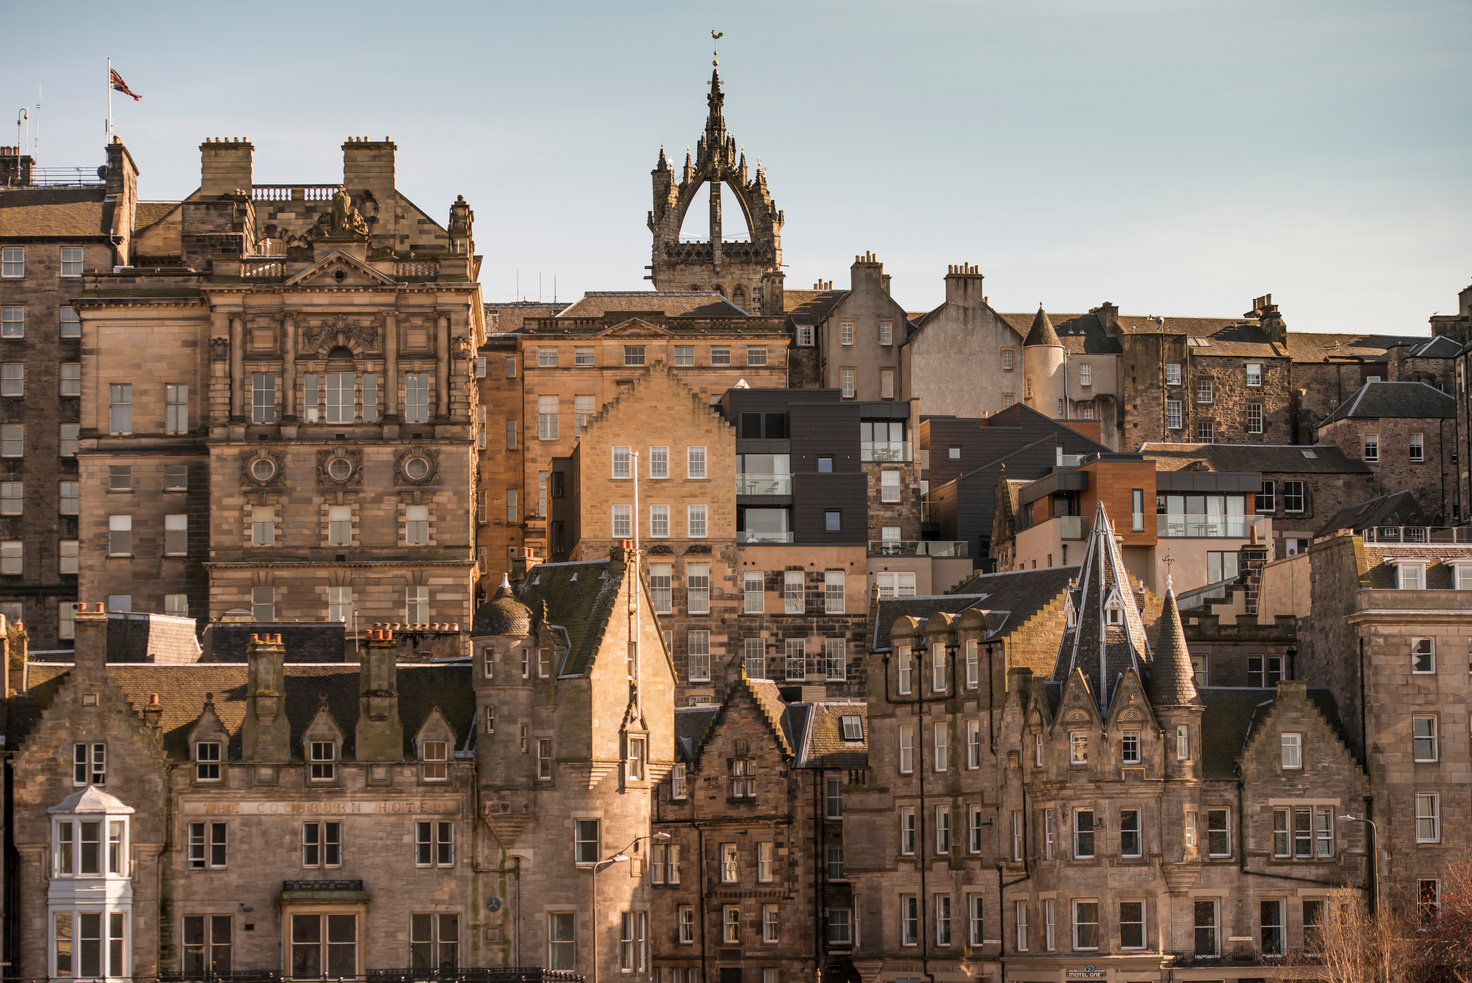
left=1361, top=525, right=1472, bottom=544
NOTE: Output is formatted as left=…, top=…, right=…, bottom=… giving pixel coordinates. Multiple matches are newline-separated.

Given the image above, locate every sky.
left=3, top=0, right=1468, bottom=334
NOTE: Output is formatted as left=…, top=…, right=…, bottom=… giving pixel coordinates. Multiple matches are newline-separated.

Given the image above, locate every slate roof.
left=674, top=705, right=720, bottom=762
left=1147, top=591, right=1201, bottom=708
left=1318, top=381, right=1454, bottom=426
left=1198, top=686, right=1348, bottom=780
left=557, top=291, right=748, bottom=319
left=1286, top=333, right=1406, bottom=363
left=472, top=574, right=533, bottom=637
left=1318, top=491, right=1427, bottom=537
left=1361, top=545, right=1472, bottom=589
left=201, top=622, right=347, bottom=662
left=515, top=560, right=623, bottom=677
left=0, top=188, right=114, bottom=238
left=870, top=594, right=991, bottom=653
left=13, top=661, right=475, bottom=762
left=1141, top=442, right=1372, bottom=476
left=1405, top=335, right=1462, bottom=359
left=1023, top=308, right=1061, bottom=347
left=784, top=289, right=847, bottom=324
left=792, top=702, right=868, bottom=768
left=133, top=200, right=180, bottom=233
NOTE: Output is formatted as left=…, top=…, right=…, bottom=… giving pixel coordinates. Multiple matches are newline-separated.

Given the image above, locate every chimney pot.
left=149, top=693, right=159, bottom=705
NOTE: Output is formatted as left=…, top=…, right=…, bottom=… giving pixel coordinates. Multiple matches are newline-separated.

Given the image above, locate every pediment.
left=285, top=249, right=397, bottom=288
left=597, top=318, right=675, bottom=337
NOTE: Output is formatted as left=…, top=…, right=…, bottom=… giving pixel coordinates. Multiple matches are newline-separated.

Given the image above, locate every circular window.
left=404, top=456, right=430, bottom=481
left=250, top=457, right=276, bottom=482
left=327, top=457, right=353, bottom=481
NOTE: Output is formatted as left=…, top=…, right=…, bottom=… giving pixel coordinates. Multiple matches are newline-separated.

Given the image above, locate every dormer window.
left=1105, top=600, right=1124, bottom=627
left=195, top=742, right=221, bottom=782
left=841, top=715, right=863, bottom=741
left=309, top=741, right=336, bottom=782
left=1065, top=596, right=1077, bottom=629
left=1392, top=559, right=1429, bottom=590
left=421, top=740, right=449, bottom=782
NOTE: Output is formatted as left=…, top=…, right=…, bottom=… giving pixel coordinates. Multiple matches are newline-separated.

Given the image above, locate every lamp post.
left=1337, top=814, right=1386, bottom=983
left=590, top=831, right=670, bottom=983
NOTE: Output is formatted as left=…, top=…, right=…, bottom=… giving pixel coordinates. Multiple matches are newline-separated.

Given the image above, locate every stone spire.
left=1051, top=502, right=1150, bottom=710
left=1024, top=305, right=1062, bottom=347
left=706, top=69, right=726, bottom=142
left=1147, top=586, right=1202, bottom=708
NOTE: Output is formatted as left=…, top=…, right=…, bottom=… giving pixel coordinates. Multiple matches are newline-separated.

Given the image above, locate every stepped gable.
left=1051, top=502, right=1150, bottom=711
left=1147, top=587, right=1201, bottom=708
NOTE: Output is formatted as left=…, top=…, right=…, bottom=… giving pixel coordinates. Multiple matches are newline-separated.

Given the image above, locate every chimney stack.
left=356, top=629, right=403, bottom=762
left=199, top=138, right=254, bottom=197
left=73, top=602, right=108, bottom=678
left=944, top=263, right=983, bottom=308
left=242, top=632, right=289, bottom=762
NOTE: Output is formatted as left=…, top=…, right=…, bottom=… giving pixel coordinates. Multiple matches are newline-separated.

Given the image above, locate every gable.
left=283, top=249, right=397, bottom=288
left=597, top=318, right=675, bottom=338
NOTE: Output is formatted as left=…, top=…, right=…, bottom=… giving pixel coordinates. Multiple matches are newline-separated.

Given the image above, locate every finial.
left=499, top=572, right=511, bottom=592
left=712, top=29, right=723, bottom=66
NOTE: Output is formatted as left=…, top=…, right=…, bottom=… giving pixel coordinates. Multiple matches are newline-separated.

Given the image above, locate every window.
left=505, top=418, right=517, bottom=450
left=1070, top=732, right=1088, bottom=765
left=664, top=344, right=692, bottom=367
left=967, top=719, right=982, bottom=769
left=686, top=444, right=707, bottom=480
left=794, top=325, right=814, bottom=348
left=1246, top=362, right=1262, bottom=387
left=250, top=505, right=275, bottom=547
left=1072, top=901, right=1099, bottom=950
left=537, top=395, right=558, bottom=440
left=785, top=638, right=806, bottom=681
left=898, top=648, right=913, bottom=695
left=59, top=539, right=79, bottom=575
left=1194, top=900, right=1218, bottom=956
left=165, top=514, right=188, bottom=555
left=626, top=735, right=647, bottom=782
left=1418, top=880, right=1440, bottom=923
left=965, top=640, right=979, bottom=689
left=876, top=319, right=894, bottom=346
left=1303, top=898, right=1325, bottom=954
left=108, top=515, right=131, bottom=555
left=1416, top=792, right=1440, bottom=842
left=841, top=368, right=855, bottom=399
left=0, top=307, right=22, bottom=338
left=73, top=743, right=106, bottom=786
left=710, top=346, right=730, bottom=365
left=573, top=395, right=594, bottom=435
left=757, top=841, right=774, bottom=882
left=746, top=346, right=768, bottom=366
left=1399, top=562, right=1426, bottom=590
left=932, top=894, right=952, bottom=946
left=825, top=570, right=845, bottom=613
left=840, top=321, right=854, bottom=346
left=0, top=424, right=20, bottom=457
left=289, top=913, right=357, bottom=979
left=309, top=741, right=337, bottom=781
left=109, top=383, right=132, bottom=434
left=742, top=571, right=764, bottom=614
left=761, top=904, right=779, bottom=943
left=1363, top=432, right=1379, bottom=462
left=1079, top=363, right=1092, bottom=387
left=1414, top=715, right=1438, bottom=762
left=826, top=777, right=844, bottom=820
left=642, top=563, right=672, bottom=616
left=1248, top=655, right=1284, bottom=687
left=328, top=504, right=352, bottom=546
left=881, top=469, right=901, bottom=503
left=1074, top=810, right=1094, bottom=858
left=1282, top=480, right=1304, bottom=512
left=674, top=904, right=695, bottom=944
left=1246, top=401, right=1263, bottom=433
left=57, top=306, right=81, bottom=342
left=611, top=504, right=631, bottom=538
left=0, top=541, right=18, bottom=576
left=410, top=913, right=459, bottom=973
left=899, top=806, right=916, bottom=854
left=1410, top=432, right=1425, bottom=462
left=1166, top=399, right=1182, bottom=430
left=1207, top=809, right=1230, bottom=857
left=686, top=564, right=710, bottom=616
left=645, top=444, right=670, bottom=480
left=649, top=505, right=669, bottom=538
left=60, top=361, right=81, bottom=397
left=900, top=894, right=919, bottom=945
left=1280, top=732, right=1302, bottom=769
left=1015, top=901, right=1029, bottom=951
left=164, top=594, right=189, bottom=618
left=618, top=345, right=644, bottom=366
left=1, top=363, right=22, bottom=397
left=1165, top=362, right=1181, bottom=385
left=423, top=739, right=449, bottom=781
left=571, top=346, right=594, bottom=367
left=1260, top=899, right=1284, bottom=955
left=1002, top=349, right=1014, bottom=371
left=1120, top=809, right=1142, bottom=857
left=1, top=247, right=23, bottom=278
left=415, top=821, right=454, bottom=866
left=610, top=445, right=631, bottom=479
left=548, top=912, right=576, bottom=970
left=251, top=586, right=274, bottom=622
left=1177, top=724, right=1191, bottom=761
left=248, top=374, right=278, bottom=424
left=536, top=347, right=557, bottom=368
left=1196, top=420, right=1215, bottom=442
left=1010, top=810, right=1022, bottom=861
left=575, top=819, right=600, bottom=864
left=1122, top=731, right=1141, bottom=764
left=301, top=822, right=342, bottom=867
left=109, top=465, right=132, bottom=491
left=935, top=806, right=951, bottom=854
left=880, top=368, right=895, bottom=400
left=1412, top=637, right=1435, bottom=672
left=729, top=758, right=755, bottom=799
left=187, top=821, right=228, bottom=869
left=827, top=907, right=853, bottom=946
left=1196, top=378, right=1213, bottom=403
left=1185, top=811, right=1198, bottom=849
left=183, top=915, right=232, bottom=977
left=720, top=843, right=739, bottom=883
left=399, top=373, right=429, bottom=423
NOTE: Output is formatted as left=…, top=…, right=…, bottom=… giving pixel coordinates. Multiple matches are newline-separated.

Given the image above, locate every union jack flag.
left=109, top=68, right=141, bottom=101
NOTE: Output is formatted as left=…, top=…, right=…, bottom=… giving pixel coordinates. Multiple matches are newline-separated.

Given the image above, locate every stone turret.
left=1149, top=585, right=1206, bottom=780
left=1023, top=305, right=1066, bottom=417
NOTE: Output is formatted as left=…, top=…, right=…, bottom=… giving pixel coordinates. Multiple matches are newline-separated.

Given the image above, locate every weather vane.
left=712, top=30, right=723, bottom=67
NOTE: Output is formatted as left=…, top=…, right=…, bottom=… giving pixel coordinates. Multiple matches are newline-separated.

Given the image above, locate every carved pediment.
left=596, top=318, right=674, bottom=337
left=300, top=315, right=381, bottom=357
left=285, top=249, right=397, bottom=289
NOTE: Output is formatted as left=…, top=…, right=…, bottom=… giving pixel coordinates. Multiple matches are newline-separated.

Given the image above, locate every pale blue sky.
left=4, top=0, right=1468, bottom=333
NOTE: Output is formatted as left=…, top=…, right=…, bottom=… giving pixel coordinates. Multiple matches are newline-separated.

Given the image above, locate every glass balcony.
left=737, top=474, right=792, bottom=495
left=868, top=540, right=969, bottom=558
left=741, top=531, right=794, bottom=544
left=1059, top=516, right=1084, bottom=540
left=1157, top=514, right=1266, bottom=539
left=861, top=441, right=912, bottom=463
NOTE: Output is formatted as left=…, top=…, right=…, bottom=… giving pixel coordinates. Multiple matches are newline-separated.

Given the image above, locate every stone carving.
left=211, top=337, right=230, bottom=361
left=451, top=335, right=471, bottom=359
left=309, top=187, right=370, bottom=241
left=316, top=448, right=363, bottom=487
left=394, top=447, right=440, bottom=485
left=300, top=315, right=379, bottom=355
left=240, top=449, right=286, bottom=487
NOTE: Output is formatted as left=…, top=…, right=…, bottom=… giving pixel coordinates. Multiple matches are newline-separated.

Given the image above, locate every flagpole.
left=106, top=57, right=112, bottom=143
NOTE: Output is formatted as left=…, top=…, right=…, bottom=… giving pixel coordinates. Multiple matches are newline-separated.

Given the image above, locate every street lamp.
left=1337, top=814, right=1387, bottom=983
left=590, top=831, right=670, bottom=983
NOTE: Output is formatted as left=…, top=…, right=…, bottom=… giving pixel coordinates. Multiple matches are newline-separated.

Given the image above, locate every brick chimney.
left=242, top=632, right=289, bottom=762
left=355, top=629, right=403, bottom=762
left=0, top=146, right=34, bottom=187
left=199, top=137, right=253, bottom=197
left=944, top=263, right=984, bottom=308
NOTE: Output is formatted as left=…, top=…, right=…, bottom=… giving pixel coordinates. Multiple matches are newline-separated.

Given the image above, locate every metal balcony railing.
left=868, top=540, right=969, bottom=558
left=861, top=441, right=911, bottom=463
left=736, top=474, right=792, bottom=495
left=1156, top=514, right=1267, bottom=539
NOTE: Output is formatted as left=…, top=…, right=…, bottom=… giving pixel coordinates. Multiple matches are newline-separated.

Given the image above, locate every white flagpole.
left=106, top=57, right=112, bottom=143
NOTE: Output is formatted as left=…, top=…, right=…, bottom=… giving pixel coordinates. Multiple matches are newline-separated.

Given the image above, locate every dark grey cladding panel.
left=792, top=473, right=867, bottom=544
left=1155, top=471, right=1262, bottom=493
left=858, top=401, right=910, bottom=420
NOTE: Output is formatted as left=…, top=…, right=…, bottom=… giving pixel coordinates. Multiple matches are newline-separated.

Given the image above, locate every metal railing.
left=1362, top=525, right=1472, bottom=544
left=741, top=531, right=794, bottom=544
left=144, top=971, right=585, bottom=983
left=861, top=441, right=911, bottom=463
left=868, top=540, right=969, bottom=558
left=28, top=166, right=105, bottom=186
left=737, top=474, right=792, bottom=495
left=1157, top=514, right=1267, bottom=539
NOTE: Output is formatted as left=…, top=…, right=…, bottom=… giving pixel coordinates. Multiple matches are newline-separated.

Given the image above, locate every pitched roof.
left=784, top=288, right=848, bottom=324
left=1318, top=381, right=1454, bottom=426
left=1317, top=491, right=1427, bottom=537
left=1147, top=590, right=1201, bottom=708
left=133, top=200, right=179, bottom=232
left=557, top=291, right=747, bottom=318
left=1286, top=332, right=1406, bottom=363
left=14, top=661, right=475, bottom=762
left=1051, top=503, right=1150, bottom=711
left=791, top=702, right=868, bottom=768
left=0, top=187, right=114, bottom=238
left=1023, top=307, right=1061, bottom=347
left=1196, top=686, right=1347, bottom=780
left=871, top=594, right=991, bottom=653
left=1405, top=335, right=1462, bottom=359
left=674, top=705, right=720, bottom=761
left=515, top=560, right=623, bottom=676
left=1141, top=442, right=1372, bottom=476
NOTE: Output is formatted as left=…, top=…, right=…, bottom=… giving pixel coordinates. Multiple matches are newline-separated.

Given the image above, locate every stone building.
left=901, top=265, right=1026, bottom=420
left=1315, top=381, right=1456, bottom=524
left=803, top=253, right=911, bottom=403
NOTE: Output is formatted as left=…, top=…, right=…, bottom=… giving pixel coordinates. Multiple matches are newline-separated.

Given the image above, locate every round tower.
left=1022, top=305, right=1066, bottom=418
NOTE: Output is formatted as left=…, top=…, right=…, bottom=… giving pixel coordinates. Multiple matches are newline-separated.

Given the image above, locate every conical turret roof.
left=1147, top=585, right=1202, bottom=707
left=471, top=574, right=533, bottom=638
left=1024, top=306, right=1062, bottom=347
